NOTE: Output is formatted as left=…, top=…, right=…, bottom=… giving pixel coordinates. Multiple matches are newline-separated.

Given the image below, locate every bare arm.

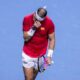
left=47, top=32, right=55, bottom=64
left=23, top=21, right=41, bottom=42
left=23, top=31, right=31, bottom=42
left=48, top=32, right=55, bottom=50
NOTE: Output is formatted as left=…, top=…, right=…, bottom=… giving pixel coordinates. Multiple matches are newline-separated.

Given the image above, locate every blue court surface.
left=0, top=0, right=80, bottom=80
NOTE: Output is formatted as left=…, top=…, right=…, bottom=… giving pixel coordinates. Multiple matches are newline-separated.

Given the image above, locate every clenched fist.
left=33, top=21, right=41, bottom=28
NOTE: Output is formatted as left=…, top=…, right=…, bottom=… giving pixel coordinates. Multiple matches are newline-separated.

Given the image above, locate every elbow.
left=23, top=35, right=27, bottom=39
left=23, top=36, right=29, bottom=42
left=23, top=35, right=31, bottom=42
left=23, top=35, right=28, bottom=42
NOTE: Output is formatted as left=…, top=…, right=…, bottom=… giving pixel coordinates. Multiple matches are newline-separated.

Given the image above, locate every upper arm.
left=22, top=17, right=30, bottom=38
left=48, top=20, right=55, bottom=40
left=23, top=17, right=30, bottom=31
left=48, top=20, right=55, bottom=35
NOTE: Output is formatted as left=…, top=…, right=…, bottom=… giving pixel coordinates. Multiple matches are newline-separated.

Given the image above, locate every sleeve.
left=22, top=17, right=30, bottom=31
left=48, top=20, right=55, bottom=34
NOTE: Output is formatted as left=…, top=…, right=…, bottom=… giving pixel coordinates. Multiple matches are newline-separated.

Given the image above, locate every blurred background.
left=0, top=0, right=80, bottom=80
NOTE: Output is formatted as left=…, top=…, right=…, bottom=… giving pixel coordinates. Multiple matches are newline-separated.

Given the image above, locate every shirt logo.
left=40, top=27, right=45, bottom=30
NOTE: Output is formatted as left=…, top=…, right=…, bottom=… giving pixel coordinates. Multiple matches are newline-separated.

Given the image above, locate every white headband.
left=35, top=11, right=45, bottom=21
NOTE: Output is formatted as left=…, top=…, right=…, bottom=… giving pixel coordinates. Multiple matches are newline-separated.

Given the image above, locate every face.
left=38, top=9, right=46, bottom=18
left=34, top=9, right=46, bottom=21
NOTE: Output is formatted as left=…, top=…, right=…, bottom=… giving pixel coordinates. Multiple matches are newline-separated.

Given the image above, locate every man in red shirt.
left=22, top=7, right=55, bottom=80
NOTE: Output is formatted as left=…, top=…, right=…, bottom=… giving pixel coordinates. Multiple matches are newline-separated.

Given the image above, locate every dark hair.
left=37, top=7, right=47, bottom=17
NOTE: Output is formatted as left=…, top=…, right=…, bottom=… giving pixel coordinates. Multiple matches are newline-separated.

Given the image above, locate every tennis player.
left=22, top=7, right=55, bottom=80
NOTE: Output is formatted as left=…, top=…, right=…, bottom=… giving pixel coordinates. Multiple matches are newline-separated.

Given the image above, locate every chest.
left=29, top=21, right=49, bottom=37
left=36, top=25, right=49, bottom=38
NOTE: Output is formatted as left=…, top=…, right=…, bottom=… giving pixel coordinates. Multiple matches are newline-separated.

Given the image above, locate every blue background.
left=0, top=0, right=80, bottom=80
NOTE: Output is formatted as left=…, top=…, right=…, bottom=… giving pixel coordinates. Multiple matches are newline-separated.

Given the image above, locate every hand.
left=46, top=57, right=53, bottom=65
left=33, top=21, right=41, bottom=28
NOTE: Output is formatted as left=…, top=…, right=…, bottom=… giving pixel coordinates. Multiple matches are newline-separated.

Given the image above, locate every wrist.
left=47, top=49, right=54, bottom=57
left=27, top=26, right=36, bottom=36
left=32, top=26, right=37, bottom=30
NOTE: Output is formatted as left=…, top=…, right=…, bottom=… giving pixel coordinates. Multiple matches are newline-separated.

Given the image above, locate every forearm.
left=47, top=39, right=55, bottom=58
left=48, top=38, right=55, bottom=50
left=23, top=26, right=36, bottom=42
left=47, top=32, right=55, bottom=58
left=23, top=21, right=41, bottom=42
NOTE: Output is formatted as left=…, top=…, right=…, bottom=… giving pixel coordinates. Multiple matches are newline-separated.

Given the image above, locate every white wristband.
left=47, top=49, right=54, bottom=57
left=27, top=28, right=36, bottom=36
